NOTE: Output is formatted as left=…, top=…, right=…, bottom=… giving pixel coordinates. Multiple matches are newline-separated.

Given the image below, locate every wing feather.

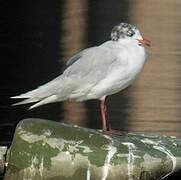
left=11, top=41, right=129, bottom=107
left=63, top=42, right=128, bottom=84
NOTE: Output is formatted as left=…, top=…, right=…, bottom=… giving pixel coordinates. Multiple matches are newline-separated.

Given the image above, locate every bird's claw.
left=103, top=128, right=123, bottom=136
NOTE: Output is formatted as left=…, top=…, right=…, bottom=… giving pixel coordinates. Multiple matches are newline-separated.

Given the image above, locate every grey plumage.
left=11, top=22, right=148, bottom=110
left=11, top=42, right=128, bottom=109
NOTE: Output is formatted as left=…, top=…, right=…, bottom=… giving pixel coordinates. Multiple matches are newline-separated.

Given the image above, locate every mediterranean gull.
left=11, top=22, right=151, bottom=132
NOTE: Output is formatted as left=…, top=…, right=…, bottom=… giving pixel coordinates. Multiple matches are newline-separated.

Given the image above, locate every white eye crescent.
left=127, top=30, right=134, bottom=37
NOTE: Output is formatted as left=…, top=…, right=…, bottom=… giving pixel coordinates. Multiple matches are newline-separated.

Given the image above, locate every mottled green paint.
left=4, top=118, right=181, bottom=180
left=10, top=134, right=60, bottom=169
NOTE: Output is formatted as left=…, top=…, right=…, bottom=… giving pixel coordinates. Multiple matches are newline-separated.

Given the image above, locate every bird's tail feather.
left=11, top=79, right=61, bottom=109
left=29, top=95, right=57, bottom=109
left=11, top=94, right=58, bottom=109
left=11, top=98, right=39, bottom=106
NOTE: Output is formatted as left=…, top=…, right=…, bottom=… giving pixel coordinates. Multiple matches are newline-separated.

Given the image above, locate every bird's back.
left=11, top=39, right=147, bottom=108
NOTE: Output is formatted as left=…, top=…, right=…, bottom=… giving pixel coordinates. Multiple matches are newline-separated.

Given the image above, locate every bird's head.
left=110, top=22, right=151, bottom=47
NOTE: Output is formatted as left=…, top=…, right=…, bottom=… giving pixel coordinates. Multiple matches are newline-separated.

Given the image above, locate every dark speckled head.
left=111, top=23, right=138, bottom=41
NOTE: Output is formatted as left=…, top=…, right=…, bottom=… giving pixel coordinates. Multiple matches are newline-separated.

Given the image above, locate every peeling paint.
left=5, top=119, right=181, bottom=180
left=173, top=143, right=177, bottom=147
left=89, top=134, right=93, bottom=138
left=101, top=143, right=117, bottom=180
left=86, top=165, right=91, bottom=180
left=39, top=157, right=44, bottom=177
left=65, top=151, right=70, bottom=155
left=142, top=154, right=162, bottom=170
left=78, top=145, right=93, bottom=153
left=46, top=138, right=65, bottom=150
left=19, top=132, right=46, bottom=144
left=102, top=134, right=112, bottom=141
left=49, top=152, right=89, bottom=178
left=42, top=129, right=52, bottom=136
left=141, top=136, right=179, bottom=179
left=19, top=131, right=94, bottom=155
left=68, top=145, right=79, bottom=153
left=153, top=145, right=176, bottom=179
left=141, top=138, right=160, bottom=146
left=27, top=155, right=39, bottom=178
left=122, top=143, right=136, bottom=180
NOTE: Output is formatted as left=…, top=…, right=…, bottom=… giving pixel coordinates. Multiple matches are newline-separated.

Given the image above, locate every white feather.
left=11, top=28, right=147, bottom=109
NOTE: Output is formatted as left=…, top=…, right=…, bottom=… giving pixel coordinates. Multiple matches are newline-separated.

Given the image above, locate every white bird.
left=11, top=22, right=150, bottom=132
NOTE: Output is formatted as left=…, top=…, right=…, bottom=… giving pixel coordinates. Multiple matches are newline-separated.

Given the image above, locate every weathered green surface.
left=0, top=146, right=7, bottom=174
left=4, top=118, right=181, bottom=180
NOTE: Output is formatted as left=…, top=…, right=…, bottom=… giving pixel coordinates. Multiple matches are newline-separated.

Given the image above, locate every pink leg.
left=100, top=97, right=122, bottom=135
left=100, top=97, right=110, bottom=131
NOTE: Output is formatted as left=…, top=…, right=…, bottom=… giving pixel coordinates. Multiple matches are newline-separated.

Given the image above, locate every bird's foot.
left=103, top=128, right=124, bottom=136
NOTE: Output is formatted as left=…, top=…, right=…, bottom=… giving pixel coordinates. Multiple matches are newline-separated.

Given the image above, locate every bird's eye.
left=127, top=30, right=134, bottom=37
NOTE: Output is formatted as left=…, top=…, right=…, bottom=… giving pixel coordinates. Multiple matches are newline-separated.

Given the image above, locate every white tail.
left=29, top=95, right=58, bottom=109
left=11, top=77, right=62, bottom=109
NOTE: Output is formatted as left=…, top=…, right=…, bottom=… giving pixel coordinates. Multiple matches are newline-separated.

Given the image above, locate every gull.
left=11, top=22, right=150, bottom=132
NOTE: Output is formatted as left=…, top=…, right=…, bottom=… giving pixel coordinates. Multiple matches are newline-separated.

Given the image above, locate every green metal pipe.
left=4, top=118, right=181, bottom=180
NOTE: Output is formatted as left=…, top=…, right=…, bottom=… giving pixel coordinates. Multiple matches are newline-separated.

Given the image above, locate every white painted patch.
left=19, top=131, right=94, bottom=154
left=0, top=146, right=7, bottom=164
left=142, top=153, right=162, bottom=169
left=46, top=138, right=64, bottom=150
left=170, top=136, right=176, bottom=139
left=43, top=129, right=52, bottom=136
left=78, top=145, right=93, bottom=153
left=68, top=145, right=79, bottom=153
left=101, top=143, right=117, bottom=180
left=31, top=155, right=39, bottom=165
left=153, top=145, right=177, bottom=179
left=20, top=132, right=46, bottom=143
left=154, top=146, right=176, bottom=171
left=89, top=134, right=93, bottom=138
left=65, top=151, right=70, bottom=155
left=28, top=155, right=39, bottom=178
left=102, top=134, right=112, bottom=141
left=86, top=166, right=91, bottom=180
left=141, top=138, right=159, bottom=146
left=50, top=152, right=89, bottom=177
left=0, top=146, right=7, bottom=155
left=122, top=142, right=136, bottom=180
left=39, top=157, right=44, bottom=177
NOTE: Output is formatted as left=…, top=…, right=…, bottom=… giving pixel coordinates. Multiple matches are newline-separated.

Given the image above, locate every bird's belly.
left=86, top=49, right=146, bottom=100
left=85, top=70, right=134, bottom=100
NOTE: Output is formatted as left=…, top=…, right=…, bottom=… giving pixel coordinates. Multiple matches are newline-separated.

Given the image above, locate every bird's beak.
left=138, top=38, right=151, bottom=47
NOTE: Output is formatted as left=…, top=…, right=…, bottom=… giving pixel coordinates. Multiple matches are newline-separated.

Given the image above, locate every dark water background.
left=1, top=0, right=181, bottom=179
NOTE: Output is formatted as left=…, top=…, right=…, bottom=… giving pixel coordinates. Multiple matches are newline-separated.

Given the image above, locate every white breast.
left=73, top=40, right=147, bottom=101
left=127, top=43, right=147, bottom=79
left=89, top=42, right=147, bottom=99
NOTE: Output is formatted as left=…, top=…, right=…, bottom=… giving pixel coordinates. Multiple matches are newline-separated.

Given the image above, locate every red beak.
left=138, top=38, right=151, bottom=47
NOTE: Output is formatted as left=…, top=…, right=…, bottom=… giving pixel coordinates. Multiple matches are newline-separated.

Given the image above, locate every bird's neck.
left=117, top=38, right=137, bottom=46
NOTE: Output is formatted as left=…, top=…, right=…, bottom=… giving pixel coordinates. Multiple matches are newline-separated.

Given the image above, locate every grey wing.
left=11, top=42, right=129, bottom=108
left=65, top=53, right=82, bottom=68
left=61, top=43, right=129, bottom=100
left=65, top=47, right=92, bottom=68
left=63, top=44, right=128, bottom=83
